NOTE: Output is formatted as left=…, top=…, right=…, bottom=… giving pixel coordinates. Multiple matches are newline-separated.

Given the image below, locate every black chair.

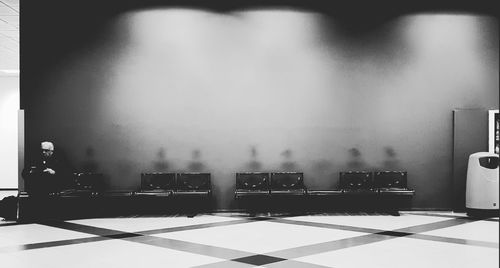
left=60, top=172, right=104, bottom=197
left=374, top=171, right=415, bottom=196
left=235, top=172, right=270, bottom=198
left=135, top=172, right=176, bottom=197
left=23, top=167, right=63, bottom=197
left=174, top=173, right=211, bottom=197
left=270, top=172, right=307, bottom=195
left=339, top=171, right=376, bottom=194
left=75, top=172, right=103, bottom=190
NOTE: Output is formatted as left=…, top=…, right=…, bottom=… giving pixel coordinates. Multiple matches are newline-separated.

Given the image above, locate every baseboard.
left=401, top=208, right=453, bottom=211
left=205, top=208, right=456, bottom=213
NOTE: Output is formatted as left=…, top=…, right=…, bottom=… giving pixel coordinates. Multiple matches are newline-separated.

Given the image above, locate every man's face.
left=41, top=143, right=54, bottom=158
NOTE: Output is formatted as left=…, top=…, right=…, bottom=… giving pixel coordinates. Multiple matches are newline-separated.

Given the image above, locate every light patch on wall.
left=405, top=14, right=479, bottom=52
left=104, top=9, right=339, bottom=133
left=92, top=8, right=351, bottom=182
left=403, top=14, right=486, bottom=85
left=233, top=9, right=322, bottom=48
left=0, top=80, right=19, bottom=188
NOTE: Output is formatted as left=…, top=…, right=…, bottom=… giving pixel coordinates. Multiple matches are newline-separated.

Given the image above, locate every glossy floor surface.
left=0, top=212, right=498, bottom=267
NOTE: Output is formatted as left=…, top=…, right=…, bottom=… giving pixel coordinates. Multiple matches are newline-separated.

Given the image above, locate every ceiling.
left=0, top=0, right=18, bottom=75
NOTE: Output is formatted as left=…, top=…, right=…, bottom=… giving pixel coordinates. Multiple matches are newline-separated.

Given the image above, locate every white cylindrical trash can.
left=465, top=152, right=499, bottom=217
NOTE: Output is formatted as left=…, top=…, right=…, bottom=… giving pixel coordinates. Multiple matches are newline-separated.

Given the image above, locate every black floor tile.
left=232, top=254, right=287, bottom=266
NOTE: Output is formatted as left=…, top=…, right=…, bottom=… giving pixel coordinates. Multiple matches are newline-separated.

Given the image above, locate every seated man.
left=22, top=141, right=69, bottom=196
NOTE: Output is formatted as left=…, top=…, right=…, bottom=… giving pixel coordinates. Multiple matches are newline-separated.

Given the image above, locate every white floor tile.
left=421, top=220, right=499, bottom=243
left=154, top=221, right=366, bottom=254
left=68, top=215, right=235, bottom=233
left=0, top=224, right=96, bottom=248
left=295, top=237, right=499, bottom=268
left=2, top=213, right=497, bottom=268
left=284, top=214, right=449, bottom=231
left=0, top=239, right=224, bottom=268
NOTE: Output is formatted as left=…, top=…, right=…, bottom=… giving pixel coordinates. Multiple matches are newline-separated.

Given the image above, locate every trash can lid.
left=469, top=152, right=499, bottom=159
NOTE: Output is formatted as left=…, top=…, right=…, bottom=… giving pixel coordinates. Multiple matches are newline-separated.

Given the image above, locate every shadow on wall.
left=152, top=147, right=172, bottom=172
left=280, top=149, right=298, bottom=171
left=381, top=146, right=401, bottom=170
left=187, top=149, right=207, bottom=172
left=81, top=146, right=99, bottom=173
left=346, top=147, right=369, bottom=171
left=245, top=145, right=263, bottom=171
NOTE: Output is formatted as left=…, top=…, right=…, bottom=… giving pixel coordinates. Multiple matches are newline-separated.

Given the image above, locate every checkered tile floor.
left=0, top=212, right=498, bottom=267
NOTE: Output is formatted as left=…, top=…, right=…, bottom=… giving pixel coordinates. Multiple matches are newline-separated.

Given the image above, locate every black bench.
left=270, top=172, right=307, bottom=196
left=307, top=171, right=415, bottom=214
left=133, top=172, right=212, bottom=197
left=135, top=172, right=176, bottom=197
left=309, top=170, right=415, bottom=196
left=58, top=172, right=104, bottom=197
left=269, top=172, right=307, bottom=212
left=234, top=172, right=307, bottom=212
left=374, top=171, right=415, bottom=195
left=18, top=189, right=138, bottom=221
left=235, top=172, right=270, bottom=198
left=19, top=172, right=214, bottom=221
left=174, top=172, right=211, bottom=197
left=374, top=171, right=415, bottom=215
left=339, top=171, right=377, bottom=195
left=132, top=172, right=177, bottom=214
left=174, top=172, right=212, bottom=215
